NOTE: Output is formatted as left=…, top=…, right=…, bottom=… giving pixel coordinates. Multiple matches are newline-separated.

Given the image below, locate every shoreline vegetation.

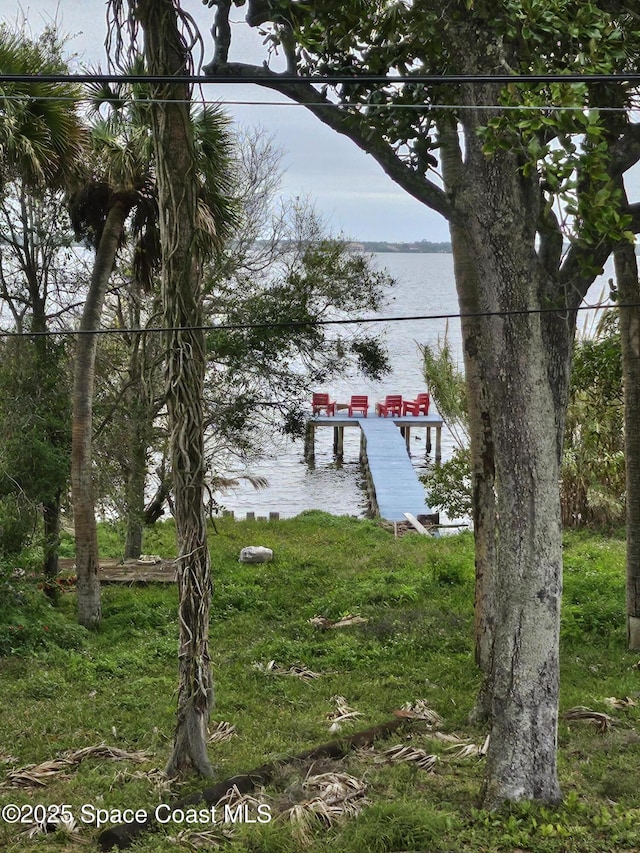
left=255, top=239, right=454, bottom=253
left=257, top=239, right=640, bottom=255
left=349, top=240, right=453, bottom=253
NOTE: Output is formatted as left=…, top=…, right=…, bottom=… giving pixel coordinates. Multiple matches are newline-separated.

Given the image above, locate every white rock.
left=239, top=546, right=273, bottom=564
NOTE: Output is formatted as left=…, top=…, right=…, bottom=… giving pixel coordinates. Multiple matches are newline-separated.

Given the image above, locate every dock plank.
left=306, top=411, right=443, bottom=524
left=359, top=418, right=434, bottom=523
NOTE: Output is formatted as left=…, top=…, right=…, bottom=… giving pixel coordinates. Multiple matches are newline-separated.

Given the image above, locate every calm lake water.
left=213, top=252, right=614, bottom=520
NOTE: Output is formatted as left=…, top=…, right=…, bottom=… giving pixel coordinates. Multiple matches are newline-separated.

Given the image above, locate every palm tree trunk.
left=72, top=197, right=132, bottom=629
left=137, top=0, right=215, bottom=778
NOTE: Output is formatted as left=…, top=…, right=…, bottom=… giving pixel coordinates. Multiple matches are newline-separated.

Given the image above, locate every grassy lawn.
left=0, top=514, right=638, bottom=851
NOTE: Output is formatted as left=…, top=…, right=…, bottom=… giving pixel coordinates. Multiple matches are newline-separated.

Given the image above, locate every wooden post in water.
left=304, top=421, right=315, bottom=461
left=333, top=426, right=344, bottom=458
left=435, top=426, right=442, bottom=463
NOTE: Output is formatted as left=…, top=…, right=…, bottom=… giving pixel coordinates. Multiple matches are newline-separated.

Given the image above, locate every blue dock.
left=304, top=413, right=443, bottom=524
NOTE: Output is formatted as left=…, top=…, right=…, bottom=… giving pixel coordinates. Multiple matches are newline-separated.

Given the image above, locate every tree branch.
left=203, top=61, right=454, bottom=221
left=608, top=122, right=640, bottom=180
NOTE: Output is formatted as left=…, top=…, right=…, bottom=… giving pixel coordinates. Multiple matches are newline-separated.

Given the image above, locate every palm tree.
left=71, top=52, right=235, bottom=637
left=69, top=73, right=156, bottom=629
left=0, top=25, right=85, bottom=190
left=108, top=0, right=237, bottom=777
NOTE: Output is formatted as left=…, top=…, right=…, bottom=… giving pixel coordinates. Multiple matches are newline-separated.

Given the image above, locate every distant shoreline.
left=350, top=240, right=452, bottom=253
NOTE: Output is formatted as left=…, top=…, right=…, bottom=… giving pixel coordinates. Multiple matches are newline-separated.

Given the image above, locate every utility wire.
left=0, top=92, right=638, bottom=113
left=0, top=300, right=631, bottom=340
left=2, top=72, right=640, bottom=85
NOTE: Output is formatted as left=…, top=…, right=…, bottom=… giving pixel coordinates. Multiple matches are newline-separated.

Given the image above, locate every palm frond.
left=377, top=744, right=439, bottom=771
left=326, top=695, right=363, bottom=731
left=208, top=721, right=237, bottom=743
left=6, top=743, right=150, bottom=787
left=394, top=700, right=443, bottom=727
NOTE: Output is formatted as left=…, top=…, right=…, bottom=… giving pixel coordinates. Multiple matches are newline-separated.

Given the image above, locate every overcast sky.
left=4, top=0, right=449, bottom=242
left=4, top=2, right=640, bottom=245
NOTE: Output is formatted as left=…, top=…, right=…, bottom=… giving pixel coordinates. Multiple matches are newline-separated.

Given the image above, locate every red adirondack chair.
left=347, top=395, right=369, bottom=417
left=403, top=392, right=430, bottom=416
left=376, top=394, right=403, bottom=416
left=312, top=392, right=336, bottom=416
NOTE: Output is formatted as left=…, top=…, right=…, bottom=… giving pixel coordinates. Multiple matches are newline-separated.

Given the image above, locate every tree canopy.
left=202, top=0, right=640, bottom=806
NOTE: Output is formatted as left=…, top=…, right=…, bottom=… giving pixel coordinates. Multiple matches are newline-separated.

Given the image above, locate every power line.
left=0, top=92, right=638, bottom=113
left=0, top=299, right=628, bottom=340
left=2, top=72, right=640, bottom=86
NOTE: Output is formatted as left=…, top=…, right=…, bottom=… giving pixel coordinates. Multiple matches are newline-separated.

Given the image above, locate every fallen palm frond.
left=109, top=767, right=175, bottom=796
left=308, top=615, right=368, bottom=629
left=98, top=718, right=407, bottom=850
left=603, top=696, right=638, bottom=710
left=562, top=706, right=616, bottom=732
left=376, top=743, right=438, bottom=772
left=394, top=700, right=443, bottom=727
left=63, top=744, right=149, bottom=763
left=303, top=770, right=367, bottom=804
left=7, top=757, right=77, bottom=787
left=166, top=827, right=236, bottom=850
left=215, top=782, right=266, bottom=811
left=282, top=772, right=369, bottom=844
left=446, top=734, right=490, bottom=759
left=6, top=744, right=150, bottom=788
left=208, top=721, right=237, bottom=743
left=327, top=695, right=363, bottom=732
left=21, top=814, right=90, bottom=846
left=431, top=732, right=466, bottom=745
left=253, top=660, right=321, bottom=682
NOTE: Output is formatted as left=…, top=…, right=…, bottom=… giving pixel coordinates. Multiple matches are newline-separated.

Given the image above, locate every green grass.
left=0, top=515, right=637, bottom=852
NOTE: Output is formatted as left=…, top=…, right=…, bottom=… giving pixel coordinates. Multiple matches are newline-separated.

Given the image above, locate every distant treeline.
left=352, top=240, right=452, bottom=253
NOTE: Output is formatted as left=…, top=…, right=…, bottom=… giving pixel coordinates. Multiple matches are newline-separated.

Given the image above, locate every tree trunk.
left=72, top=198, right=131, bottom=629
left=124, top=451, right=145, bottom=560
left=451, top=79, right=565, bottom=806
left=437, top=119, right=497, bottom=709
left=42, top=493, right=62, bottom=601
left=138, top=0, right=215, bottom=778
left=144, top=474, right=171, bottom=524
left=479, top=305, right=563, bottom=807
left=124, top=330, right=149, bottom=560
left=615, top=243, right=640, bottom=649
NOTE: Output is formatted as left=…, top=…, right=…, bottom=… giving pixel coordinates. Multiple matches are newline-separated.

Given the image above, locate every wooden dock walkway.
left=304, top=413, right=443, bottom=524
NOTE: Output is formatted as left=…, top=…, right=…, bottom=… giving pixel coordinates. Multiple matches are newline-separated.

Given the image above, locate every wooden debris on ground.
left=603, top=696, right=638, bottom=710
left=562, top=706, right=616, bottom=732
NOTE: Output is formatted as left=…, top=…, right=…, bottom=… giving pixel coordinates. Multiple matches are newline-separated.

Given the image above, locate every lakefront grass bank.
left=0, top=514, right=638, bottom=852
